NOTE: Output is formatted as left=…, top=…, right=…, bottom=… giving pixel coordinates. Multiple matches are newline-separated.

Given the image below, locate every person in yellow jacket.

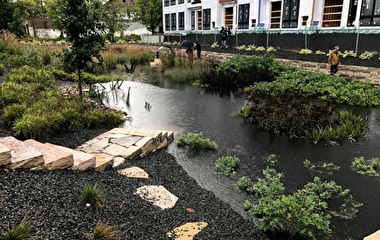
left=328, top=46, right=340, bottom=75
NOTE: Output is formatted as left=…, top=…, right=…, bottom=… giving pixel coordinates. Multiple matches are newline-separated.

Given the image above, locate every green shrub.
left=0, top=64, right=5, bottom=76
left=176, top=132, right=217, bottom=150
left=299, top=48, right=313, bottom=54
left=80, top=184, right=105, bottom=208
left=303, top=159, right=341, bottom=175
left=342, top=50, right=357, bottom=58
left=87, top=222, right=119, bottom=240
left=2, top=104, right=27, bottom=127
left=215, top=156, right=240, bottom=177
left=2, top=218, right=33, bottom=240
left=351, top=156, right=380, bottom=176
left=359, top=51, right=377, bottom=60
left=243, top=167, right=362, bottom=240
left=235, top=176, right=255, bottom=194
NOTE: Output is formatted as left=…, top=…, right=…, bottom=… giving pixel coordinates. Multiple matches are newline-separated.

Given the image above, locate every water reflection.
left=99, top=80, right=380, bottom=240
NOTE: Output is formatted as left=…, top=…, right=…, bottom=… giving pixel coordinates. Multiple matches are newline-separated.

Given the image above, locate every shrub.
left=215, top=156, right=240, bottom=177
left=351, top=156, right=380, bottom=176
left=80, top=184, right=105, bottom=208
left=315, top=50, right=326, bottom=55
left=87, top=222, right=119, bottom=240
left=266, top=46, right=277, bottom=52
left=359, top=51, right=377, bottom=60
left=211, top=42, right=219, bottom=48
left=176, top=132, right=217, bottom=150
left=2, top=218, right=33, bottom=240
left=0, top=64, right=5, bottom=76
left=243, top=167, right=362, bottom=240
left=342, top=50, right=357, bottom=58
left=2, top=104, right=27, bottom=127
left=235, top=176, right=255, bottom=194
left=299, top=48, right=313, bottom=54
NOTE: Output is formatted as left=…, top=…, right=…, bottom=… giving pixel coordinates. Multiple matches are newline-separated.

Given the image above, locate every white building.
left=162, top=0, right=380, bottom=52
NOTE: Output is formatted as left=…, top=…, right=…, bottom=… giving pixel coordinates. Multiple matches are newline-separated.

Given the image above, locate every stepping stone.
left=118, top=166, right=149, bottom=178
left=24, top=140, right=74, bottom=170
left=102, top=143, right=128, bottom=157
left=0, top=143, right=11, bottom=167
left=120, top=145, right=142, bottom=160
left=109, top=136, right=143, bottom=148
left=54, top=145, right=96, bottom=171
left=0, top=136, right=44, bottom=170
left=113, top=157, right=125, bottom=168
left=135, top=185, right=178, bottom=210
left=77, top=138, right=109, bottom=154
left=94, top=153, right=113, bottom=171
left=364, top=230, right=380, bottom=240
left=167, top=222, right=208, bottom=240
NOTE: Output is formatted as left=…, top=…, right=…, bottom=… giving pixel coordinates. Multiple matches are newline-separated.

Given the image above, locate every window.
left=282, top=0, right=300, bottom=28
left=170, top=0, right=176, bottom=6
left=164, top=0, right=169, bottom=7
left=171, top=13, right=177, bottom=31
left=238, top=4, right=250, bottom=29
left=360, top=0, right=380, bottom=26
left=165, top=14, right=170, bottom=31
left=322, top=0, right=343, bottom=27
left=178, top=12, right=185, bottom=30
left=203, top=9, right=210, bottom=30
left=347, top=0, right=358, bottom=26
left=225, top=7, right=233, bottom=29
left=197, top=10, right=202, bottom=30
left=178, top=0, right=184, bottom=4
left=191, top=11, right=195, bottom=30
left=271, top=1, right=281, bottom=28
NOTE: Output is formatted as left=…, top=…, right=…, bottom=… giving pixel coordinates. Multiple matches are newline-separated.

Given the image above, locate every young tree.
left=54, top=0, right=107, bottom=101
left=0, top=0, right=14, bottom=31
left=129, top=0, right=162, bottom=35
left=104, top=0, right=128, bottom=42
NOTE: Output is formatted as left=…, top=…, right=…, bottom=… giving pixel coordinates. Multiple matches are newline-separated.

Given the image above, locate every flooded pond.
left=100, top=79, right=380, bottom=240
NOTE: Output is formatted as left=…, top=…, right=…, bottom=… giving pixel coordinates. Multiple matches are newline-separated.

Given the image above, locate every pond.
left=99, top=79, right=380, bottom=240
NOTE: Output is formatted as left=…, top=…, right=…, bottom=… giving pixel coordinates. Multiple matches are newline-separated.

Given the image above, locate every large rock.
left=364, top=230, right=380, bottom=240
left=167, top=222, right=208, bottom=240
left=24, top=140, right=74, bottom=170
left=135, top=185, right=178, bottom=210
left=54, top=145, right=96, bottom=171
left=0, top=137, right=44, bottom=170
left=0, top=143, right=11, bottom=167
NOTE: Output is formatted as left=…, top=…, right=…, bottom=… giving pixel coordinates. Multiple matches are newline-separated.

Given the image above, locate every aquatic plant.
left=215, top=156, right=240, bottom=177
left=176, top=132, right=217, bottom=150
left=351, top=156, right=380, bottom=176
left=303, top=159, right=340, bottom=175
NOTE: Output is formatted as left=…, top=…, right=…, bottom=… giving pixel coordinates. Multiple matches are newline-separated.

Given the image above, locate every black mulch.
left=0, top=128, right=269, bottom=240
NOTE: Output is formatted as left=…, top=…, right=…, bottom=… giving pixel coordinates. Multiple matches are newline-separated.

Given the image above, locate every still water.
left=100, top=79, right=380, bottom=240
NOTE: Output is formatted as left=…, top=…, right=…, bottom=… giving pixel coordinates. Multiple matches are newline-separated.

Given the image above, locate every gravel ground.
left=0, top=127, right=269, bottom=240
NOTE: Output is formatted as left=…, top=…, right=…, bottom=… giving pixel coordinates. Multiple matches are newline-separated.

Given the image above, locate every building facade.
left=162, top=0, right=380, bottom=52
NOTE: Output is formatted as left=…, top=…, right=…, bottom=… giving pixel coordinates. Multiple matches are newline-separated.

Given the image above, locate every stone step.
left=54, top=145, right=96, bottom=171
left=0, top=143, right=11, bottom=167
left=0, top=136, right=44, bottom=170
left=23, top=140, right=74, bottom=170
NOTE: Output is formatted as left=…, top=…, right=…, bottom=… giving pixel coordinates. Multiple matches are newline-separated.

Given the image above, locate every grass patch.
left=87, top=222, right=119, bottom=240
left=176, top=132, right=217, bottom=150
left=2, top=218, right=33, bottom=240
left=80, top=184, right=105, bottom=209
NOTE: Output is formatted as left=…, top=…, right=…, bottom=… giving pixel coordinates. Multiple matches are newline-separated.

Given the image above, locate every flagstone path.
left=0, top=127, right=209, bottom=239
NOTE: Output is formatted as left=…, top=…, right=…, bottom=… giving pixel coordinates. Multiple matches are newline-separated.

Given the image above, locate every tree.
left=129, top=0, right=162, bottom=35
left=104, top=0, right=128, bottom=42
left=0, top=0, right=13, bottom=31
left=8, top=1, right=29, bottom=38
left=54, top=0, right=107, bottom=101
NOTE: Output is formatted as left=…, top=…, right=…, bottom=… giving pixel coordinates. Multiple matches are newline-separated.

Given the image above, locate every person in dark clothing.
left=220, top=27, right=231, bottom=48
left=194, top=41, right=201, bottom=58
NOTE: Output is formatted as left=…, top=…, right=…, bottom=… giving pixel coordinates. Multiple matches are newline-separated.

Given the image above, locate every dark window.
left=203, top=8, right=211, bottom=30
left=347, top=0, right=358, bottom=26
left=271, top=1, right=282, bottom=28
left=164, top=0, right=169, bottom=7
left=165, top=14, right=170, bottom=31
left=191, top=11, right=195, bottom=30
left=170, top=0, right=176, bottom=6
left=238, top=4, right=250, bottom=29
left=282, top=0, right=300, bottom=28
left=171, top=13, right=177, bottom=31
left=178, top=12, right=185, bottom=30
left=360, top=0, right=380, bottom=26
left=178, top=0, right=184, bottom=4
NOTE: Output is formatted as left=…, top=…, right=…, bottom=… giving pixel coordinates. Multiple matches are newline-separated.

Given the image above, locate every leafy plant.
left=2, top=218, right=33, bottom=240
left=315, top=50, right=326, bottom=55
left=242, top=167, right=362, bottom=240
left=80, top=184, right=105, bottom=208
left=303, top=159, right=340, bottom=175
left=299, top=48, right=312, bottom=54
left=351, top=156, right=380, bottom=176
left=87, top=222, right=118, bottom=240
left=176, top=132, right=217, bottom=150
left=215, top=155, right=240, bottom=177
left=342, top=50, right=357, bottom=58
left=359, top=51, right=377, bottom=60
left=211, top=42, right=219, bottom=48
left=235, top=176, right=255, bottom=194
left=266, top=46, right=277, bottom=52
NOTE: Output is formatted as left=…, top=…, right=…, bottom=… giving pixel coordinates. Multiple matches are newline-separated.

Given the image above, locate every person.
left=194, top=41, right=201, bottom=58
left=220, top=27, right=231, bottom=48
left=186, top=47, right=194, bottom=60
left=328, top=46, right=340, bottom=75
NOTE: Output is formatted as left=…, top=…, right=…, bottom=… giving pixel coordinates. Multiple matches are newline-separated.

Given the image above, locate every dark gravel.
left=0, top=128, right=269, bottom=239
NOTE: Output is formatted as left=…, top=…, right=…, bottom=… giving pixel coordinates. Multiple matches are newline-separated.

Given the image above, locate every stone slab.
left=109, top=136, right=143, bottom=148
left=0, top=143, right=11, bottom=167
left=24, top=140, right=74, bottom=170
left=0, top=136, right=44, bottom=170
left=135, top=185, right=178, bottom=210
left=118, top=166, right=149, bottom=178
left=102, top=143, right=128, bottom=157
left=167, top=222, right=208, bottom=240
left=112, top=157, right=125, bottom=168
left=77, top=138, right=109, bottom=154
left=120, top=145, right=142, bottom=160
left=54, top=145, right=96, bottom=171
left=364, top=230, right=380, bottom=240
left=94, top=153, right=113, bottom=172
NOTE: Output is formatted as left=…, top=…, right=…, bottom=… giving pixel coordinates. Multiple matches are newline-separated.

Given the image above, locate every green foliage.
left=351, top=156, right=380, bottom=176
left=359, top=51, right=377, bottom=60
left=129, top=0, right=162, bottom=35
left=315, top=50, right=326, bottom=55
left=342, top=50, right=357, bottom=58
left=299, top=48, right=313, bottom=54
left=2, top=104, right=26, bottom=127
left=215, top=156, right=240, bottom=177
left=303, top=159, right=341, bottom=175
left=235, top=176, right=255, bottom=194
left=243, top=168, right=362, bottom=239
left=87, top=222, right=119, bottom=240
left=176, top=132, right=217, bottom=150
left=80, top=184, right=105, bottom=209
left=0, top=64, right=5, bottom=76
left=2, top=218, right=33, bottom=240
